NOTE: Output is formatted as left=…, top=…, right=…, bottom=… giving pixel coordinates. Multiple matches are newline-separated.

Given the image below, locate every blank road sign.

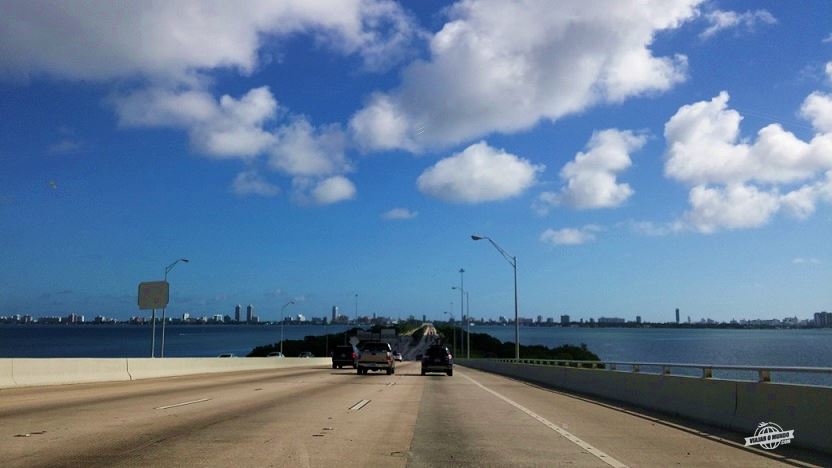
left=138, top=281, right=169, bottom=309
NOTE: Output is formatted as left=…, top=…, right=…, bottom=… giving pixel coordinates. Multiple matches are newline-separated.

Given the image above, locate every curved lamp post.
left=161, top=258, right=188, bottom=358
left=471, top=234, right=519, bottom=360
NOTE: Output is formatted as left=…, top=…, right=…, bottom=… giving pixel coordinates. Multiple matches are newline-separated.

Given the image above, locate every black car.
left=421, top=345, right=453, bottom=376
left=331, top=344, right=358, bottom=369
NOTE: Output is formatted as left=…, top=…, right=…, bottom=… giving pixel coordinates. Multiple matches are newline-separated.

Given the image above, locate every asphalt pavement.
left=1, top=362, right=828, bottom=467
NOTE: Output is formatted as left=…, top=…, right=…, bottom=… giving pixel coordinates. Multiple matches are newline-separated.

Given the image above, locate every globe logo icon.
left=746, top=422, right=793, bottom=450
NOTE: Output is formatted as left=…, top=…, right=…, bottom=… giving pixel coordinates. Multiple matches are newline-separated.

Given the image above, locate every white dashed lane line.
left=348, top=399, right=371, bottom=411
left=154, top=398, right=211, bottom=410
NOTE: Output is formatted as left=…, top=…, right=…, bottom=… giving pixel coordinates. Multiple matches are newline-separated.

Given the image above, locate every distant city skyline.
left=2, top=305, right=828, bottom=328
left=1, top=1, right=830, bottom=321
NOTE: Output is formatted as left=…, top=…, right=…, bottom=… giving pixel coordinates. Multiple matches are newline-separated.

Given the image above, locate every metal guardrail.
left=480, top=358, right=832, bottom=383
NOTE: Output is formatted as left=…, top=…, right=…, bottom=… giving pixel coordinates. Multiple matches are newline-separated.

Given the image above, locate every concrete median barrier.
left=10, top=358, right=131, bottom=388
left=0, top=359, right=15, bottom=388
left=458, top=359, right=832, bottom=455
left=0, top=357, right=332, bottom=390
left=126, top=357, right=331, bottom=380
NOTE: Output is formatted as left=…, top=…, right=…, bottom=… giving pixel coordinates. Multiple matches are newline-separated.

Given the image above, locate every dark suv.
left=421, top=345, right=453, bottom=376
left=332, top=345, right=358, bottom=369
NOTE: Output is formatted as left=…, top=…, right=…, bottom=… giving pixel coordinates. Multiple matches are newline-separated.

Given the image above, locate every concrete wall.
left=458, top=359, right=832, bottom=455
left=0, top=359, right=15, bottom=388
left=0, top=357, right=331, bottom=389
left=12, top=358, right=131, bottom=387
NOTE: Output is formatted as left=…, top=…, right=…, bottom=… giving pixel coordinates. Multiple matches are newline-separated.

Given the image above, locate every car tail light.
left=352, top=352, right=357, bottom=360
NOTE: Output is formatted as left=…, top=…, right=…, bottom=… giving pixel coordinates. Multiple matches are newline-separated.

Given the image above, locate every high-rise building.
left=636, top=315, right=642, bottom=324
left=246, top=304, right=254, bottom=322
left=332, top=306, right=338, bottom=323
left=235, top=305, right=242, bottom=322
left=815, top=311, right=831, bottom=328
left=675, top=308, right=680, bottom=324
left=422, top=314, right=426, bottom=323
left=560, top=315, right=570, bottom=326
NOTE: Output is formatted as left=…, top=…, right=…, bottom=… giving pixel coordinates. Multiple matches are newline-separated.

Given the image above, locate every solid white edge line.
left=460, top=372, right=629, bottom=468
left=154, top=398, right=211, bottom=410
left=349, top=399, right=371, bottom=411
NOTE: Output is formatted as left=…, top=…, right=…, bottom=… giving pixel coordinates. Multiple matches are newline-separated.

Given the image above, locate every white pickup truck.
left=357, top=341, right=395, bottom=375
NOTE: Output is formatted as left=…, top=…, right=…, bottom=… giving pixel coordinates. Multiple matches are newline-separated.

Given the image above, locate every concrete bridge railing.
left=457, top=358, right=832, bottom=455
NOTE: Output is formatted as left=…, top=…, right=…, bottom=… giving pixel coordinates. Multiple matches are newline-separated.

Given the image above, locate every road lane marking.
left=349, top=399, right=371, bottom=411
left=460, top=372, right=628, bottom=468
left=154, top=398, right=211, bottom=410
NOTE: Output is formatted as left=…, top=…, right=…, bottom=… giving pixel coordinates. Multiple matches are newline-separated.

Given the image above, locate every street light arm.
left=485, top=237, right=516, bottom=267
left=164, top=258, right=189, bottom=277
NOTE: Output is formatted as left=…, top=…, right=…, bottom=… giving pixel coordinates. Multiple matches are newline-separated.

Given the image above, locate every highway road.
left=1, top=362, right=829, bottom=467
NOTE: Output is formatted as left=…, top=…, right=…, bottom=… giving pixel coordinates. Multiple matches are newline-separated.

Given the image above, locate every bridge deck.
left=0, top=362, right=827, bottom=467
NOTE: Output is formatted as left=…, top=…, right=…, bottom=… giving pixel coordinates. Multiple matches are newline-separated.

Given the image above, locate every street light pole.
left=354, top=293, right=358, bottom=324
left=161, top=258, right=189, bottom=358
left=459, top=268, right=465, bottom=358
left=150, top=308, right=156, bottom=358
left=280, top=301, right=294, bottom=355
left=471, top=235, right=519, bottom=361
left=466, top=291, right=470, bottom=359
left=452, top=285, right=470, bottom=359
left=450, top=301, right=455, bottom=357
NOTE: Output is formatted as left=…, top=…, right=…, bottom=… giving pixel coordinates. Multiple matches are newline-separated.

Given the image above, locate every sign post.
left=139, top=281, right=169, bottom=358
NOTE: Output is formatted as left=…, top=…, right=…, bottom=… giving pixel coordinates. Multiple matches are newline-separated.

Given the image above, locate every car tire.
left=357, top=367, right=362, bottom=375
left=421, top=369, right=426, bottom=376
left=332, top=364, right=337, bottom=369
left=447, top=369, right=453, bottom=376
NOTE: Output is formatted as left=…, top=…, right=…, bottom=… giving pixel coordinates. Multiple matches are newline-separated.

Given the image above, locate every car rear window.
left=335, top=346, right=353, bottom=352
left=426, top=347, right=448, bottom=357
left=362, top=342, right=390, bottom=352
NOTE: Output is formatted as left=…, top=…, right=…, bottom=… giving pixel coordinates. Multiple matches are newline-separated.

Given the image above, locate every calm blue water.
left=0, top=324, right=354, bottom=358
left=2, top=324, right=830, bottom=385
left=468, top=325, right=832, bottom=386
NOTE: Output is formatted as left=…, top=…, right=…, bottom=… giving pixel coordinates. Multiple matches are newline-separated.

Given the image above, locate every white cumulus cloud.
left=540, top=225, right=602, bottom=246
left=351, top=0, right=700, bottom=152
left=382, top=208, right=418, bottom=220
left=683, top=184, right=780, bottom=233
left=699, top=9, right=777, bottom=39
left=113, top=86, right=278, bottom=159
left=114, top=85, right=357, bottom=204
left=417, top=141, right=543, bottom=203
left=302, top=175, right=357, bottom=205
left=660, top=90, right=832, bottom=233
left=230, top=170, right=281, bottom=197
left=536, top=129, right=646, bottom=212
left=269, top=118, right=350, bottom=176
left=0, top=0, right=422, bottom=81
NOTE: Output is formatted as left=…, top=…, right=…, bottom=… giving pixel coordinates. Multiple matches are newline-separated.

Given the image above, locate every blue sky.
left=1, top=0, right=831, bottom=322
